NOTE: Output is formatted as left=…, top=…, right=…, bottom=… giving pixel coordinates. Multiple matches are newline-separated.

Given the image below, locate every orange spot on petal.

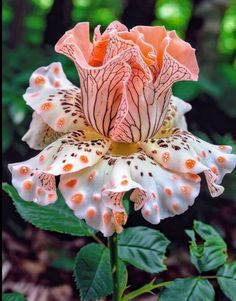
left=19, top=166, right=30, bottom=175
left=23, top=180, right=33, bottom=190
left=53, top=66, right=60, bottom=74
left=164, top=187, right=173, bottom=197
left=211, top=166, right=219, bottom=175
left=185, top=159, right=196, bottom=169
left=103, top=212, right=111, bottom=225
left=180, top=186, right=192, bottom=196
left=80, top=155, right=89, bottom=163
left=34, top=76, right=45, bottom=86
left=65, top=179, right=77, bottom=188
left=56, top=118, right=65, bottom=128
left=87, top=207, right=96, bottom=219
left=48, top=193, right=55, bottom=201
left=121, top=179, right=129, bottom=186
left=172, top=202, right=179, bottom=211
left=39, top=155, right=45, bottom=163
left=63, top=163, right=73, bottom=172
left=218, top=145, right=227, bottom=150
left=217, top=156, right=226, bottom=165
left=71, top=193, right=84, bottom=205
left=162, top=152, right=170, bottom=163
left=40, top=102, right=53, bottom=111
left=53, top=80, right=61, bottom=88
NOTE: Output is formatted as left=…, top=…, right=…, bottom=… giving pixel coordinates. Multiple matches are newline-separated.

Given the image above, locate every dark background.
left=2, top=0, right=236, bottom=300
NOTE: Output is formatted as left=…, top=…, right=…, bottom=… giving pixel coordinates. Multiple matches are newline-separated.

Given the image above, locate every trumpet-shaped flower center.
left=8, top=21, right=236, bottom=237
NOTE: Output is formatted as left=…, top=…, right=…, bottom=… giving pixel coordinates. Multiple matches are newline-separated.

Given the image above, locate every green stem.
left=109, top=233, right=120, bottom=301
left=121, top=280, right=172, bottom=301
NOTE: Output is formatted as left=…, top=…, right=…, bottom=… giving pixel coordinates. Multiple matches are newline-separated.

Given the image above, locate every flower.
left=8, top=21, right=236, bottom=236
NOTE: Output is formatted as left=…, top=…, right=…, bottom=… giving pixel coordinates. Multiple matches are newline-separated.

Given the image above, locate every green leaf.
left=118, top=226, right=170, bottom=273
left=158, top=278, right=215, bottom=301
left=186, top=220, right=227, bottom=272
left=217, top=262, right=236, bottom=301
left=2, top=183, right=94, bottom=236
left=2, top=292, right=27, bottom=301
left=74, top=243, right=126, bottom=301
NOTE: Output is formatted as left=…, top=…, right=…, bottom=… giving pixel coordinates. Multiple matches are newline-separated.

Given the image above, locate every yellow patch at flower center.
left=109, top=142, right=140, bottom=156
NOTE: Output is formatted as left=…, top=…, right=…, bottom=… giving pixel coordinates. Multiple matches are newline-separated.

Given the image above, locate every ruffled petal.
left=105, top=30, right=155, bottom=66
left=141, top=128, right=236, bottom=197
left=22, top=112, right=63, bottom=150
left=102, top=153, right=200, bottom=224
left=8, top=162, right=57, bottom=205
left=23, top=62, right=89, bottom=132
left=9, top=131, right=110, bottom=177
left=91, top=21, right=128, bottom=60
left=132, top=26, right=167, bottom=57
left=59, top=160, right=129, bottom=237
left=108, top=32, right=198, bottom=142
left=56, top=28, right=152, bottom=137
left=157, top=95, right=192, bottom=136
left=60, top=152, right=200, bottom=235
left=133, top=26, right=199, bottom=81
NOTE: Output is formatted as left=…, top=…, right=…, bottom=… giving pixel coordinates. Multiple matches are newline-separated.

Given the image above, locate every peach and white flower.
left=8, top=21, right=236, bottom=236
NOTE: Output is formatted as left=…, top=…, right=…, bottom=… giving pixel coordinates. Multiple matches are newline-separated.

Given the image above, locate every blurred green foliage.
left=2, top=0, right=236, bottom=199
left=218, top=3, right=236, bottom=55
left=153, top=0, right=192, bottom=37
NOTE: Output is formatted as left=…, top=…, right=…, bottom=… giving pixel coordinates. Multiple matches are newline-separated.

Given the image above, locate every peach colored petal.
left=104, top=20, right=128, bottom=33
left=133, top=26, right=199, bottom=80
left=132, top=25, right=167, bottom=55
left=117, top=31, right=155, bottom=66
left=166, top=31, right=199, bottom=80
left=55, top=22, right=92, bottom=68
left=56, top=26, right=152, bottom=137
left=89, top=36, right=109, bottom=66
left=90, top=21, right=128, bottom=66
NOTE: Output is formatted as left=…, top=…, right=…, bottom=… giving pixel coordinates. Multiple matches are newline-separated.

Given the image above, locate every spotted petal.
left=59, top=152, right=200, bottom=235
left=22, top=112, right=63, bottom=150
left=10, top=131, right=110, bottom=176
left=8, top=163, right=57, bottom=205
left=141, top=128, right=236, bottom=197
left=59, top=160, right=128, bottom=237
left=23, top=62, right=89, bottom=133
left=8, top=131, right=110, bottom=205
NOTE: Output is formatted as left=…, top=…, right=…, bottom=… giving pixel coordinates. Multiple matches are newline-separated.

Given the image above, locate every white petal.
left=141, top=128, right=236, bottom=197
left=23, top=62, right=89, bottom=132
left=22, top=112, right=62, bottom=150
